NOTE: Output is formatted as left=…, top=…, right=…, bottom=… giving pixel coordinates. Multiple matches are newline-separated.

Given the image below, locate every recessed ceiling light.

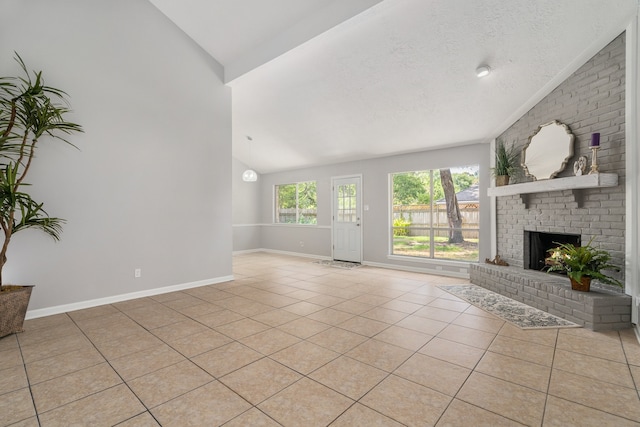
left=476, top=65, right=491, bottom=78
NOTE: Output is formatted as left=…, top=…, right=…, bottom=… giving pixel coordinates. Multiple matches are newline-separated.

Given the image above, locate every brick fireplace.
left=491, top=33, right=627, bottom=278
left=524, top=231, right=581, bottom=273
left=469, top=33, right=631, bottom=331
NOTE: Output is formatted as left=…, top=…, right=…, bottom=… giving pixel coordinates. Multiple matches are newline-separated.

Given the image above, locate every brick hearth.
left=470, top=263, right=631, bottom=331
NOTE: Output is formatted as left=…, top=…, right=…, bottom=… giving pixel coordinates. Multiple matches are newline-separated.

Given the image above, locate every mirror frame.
left=522, top=120, right=575, bottom=181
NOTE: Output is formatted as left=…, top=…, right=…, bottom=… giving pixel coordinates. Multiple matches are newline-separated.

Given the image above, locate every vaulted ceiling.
left=149, top=0, right=637, bottom=173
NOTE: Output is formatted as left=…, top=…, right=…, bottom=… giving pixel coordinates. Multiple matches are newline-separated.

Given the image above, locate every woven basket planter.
left=0, top=285, right=34, bottom=338
left=570, top=277, right=592, bottom=292
left=495, top=175, right=510, bottom=186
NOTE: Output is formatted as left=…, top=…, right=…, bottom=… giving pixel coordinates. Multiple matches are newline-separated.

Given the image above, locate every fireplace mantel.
left=487, top=173, right=618, bottom=207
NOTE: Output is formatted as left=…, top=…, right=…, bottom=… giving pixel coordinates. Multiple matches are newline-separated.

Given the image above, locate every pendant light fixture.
left=242, top=169, right=257, bottom=182
left=242, top=135, right=258, bottom=182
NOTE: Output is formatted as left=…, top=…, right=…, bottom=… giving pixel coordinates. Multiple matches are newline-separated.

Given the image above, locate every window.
left=336, top=183, right=357, bottom=222
left=275, top=181, right=317, bottom=224
left=391, top=166, right=479, bottom=262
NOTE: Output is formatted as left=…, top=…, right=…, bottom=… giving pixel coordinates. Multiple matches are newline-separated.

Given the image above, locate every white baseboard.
left=232, top=248, right=264, bottom=255
left=234, top=249, right=469, bottom=278
left=363, top=260, right=470, bottom=279
left=237, top=248, right=331, bottom=261
left=25, top=275, right=234, bottom=320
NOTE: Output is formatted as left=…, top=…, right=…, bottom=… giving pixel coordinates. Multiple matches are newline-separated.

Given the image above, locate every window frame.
left=389, top=166, right=480, bottom=263
left=274, top=181, right=318, bottom=225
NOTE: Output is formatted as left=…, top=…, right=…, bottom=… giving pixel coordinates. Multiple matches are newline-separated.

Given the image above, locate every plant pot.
left=570, top=276, right=591, bottom=292
left=0, top=285, right=34, bottom=338
left=495, top=175, right=510, bottom=186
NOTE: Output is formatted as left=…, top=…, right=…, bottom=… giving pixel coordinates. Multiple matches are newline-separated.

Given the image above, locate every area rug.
left=313, top=260, right=362, bottom=270
left=438, top=284, right=581, bottom=329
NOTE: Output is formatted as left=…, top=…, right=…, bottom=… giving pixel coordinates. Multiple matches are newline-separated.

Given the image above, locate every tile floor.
left=1, top=252, right=640, bottom=426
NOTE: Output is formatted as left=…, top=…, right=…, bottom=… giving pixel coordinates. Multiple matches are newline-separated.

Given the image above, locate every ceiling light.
left=476, top=65, right=491, bottom=78
left=242, top=169, right=258, bottom=182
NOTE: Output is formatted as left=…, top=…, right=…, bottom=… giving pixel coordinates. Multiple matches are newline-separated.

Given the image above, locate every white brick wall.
left=496, top=33, right=626, bottom=286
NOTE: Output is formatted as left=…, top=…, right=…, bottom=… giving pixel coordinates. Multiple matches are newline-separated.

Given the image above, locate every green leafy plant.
left=0, top=53, right=83, bottom=288
left=393, top=217, right=411, bottom=236
left=491, top=140, right=521, bottom=178
left=545, top=238, right=623, bottom=287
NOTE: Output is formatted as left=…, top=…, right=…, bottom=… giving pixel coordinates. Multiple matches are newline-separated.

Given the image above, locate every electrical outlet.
left=134, top=268, right=141, bottom=278
left=299, top=241, right=304, bottom=247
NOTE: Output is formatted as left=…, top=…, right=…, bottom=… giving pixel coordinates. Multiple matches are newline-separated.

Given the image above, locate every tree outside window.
left=391, top=166, right=479, bottom=261
left=275, top=181, right=317, bottom=224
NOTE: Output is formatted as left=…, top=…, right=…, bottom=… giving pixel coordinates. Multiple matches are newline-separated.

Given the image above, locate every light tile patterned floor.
left=1, top=252, right=640, bottom=426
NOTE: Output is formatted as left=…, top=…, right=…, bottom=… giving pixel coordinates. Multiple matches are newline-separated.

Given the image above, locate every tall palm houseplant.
left=0, top=53, right=82, bottom=337
left=491, top=140, right=520, bottom=186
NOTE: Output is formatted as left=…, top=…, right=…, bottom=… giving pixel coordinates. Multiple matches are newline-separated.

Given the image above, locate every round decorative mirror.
left=521, top=120, right=575, bottom=180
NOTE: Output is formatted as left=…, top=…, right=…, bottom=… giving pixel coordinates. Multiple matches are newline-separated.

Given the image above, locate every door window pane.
left=337, top=183, right=356, bottom=222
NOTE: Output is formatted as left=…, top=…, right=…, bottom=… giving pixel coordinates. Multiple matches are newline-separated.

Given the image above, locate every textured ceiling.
left=150, top=0, right=637, bottom=174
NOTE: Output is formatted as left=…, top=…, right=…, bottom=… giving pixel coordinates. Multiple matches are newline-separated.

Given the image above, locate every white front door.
left=332, top=176, right=362, bottom=263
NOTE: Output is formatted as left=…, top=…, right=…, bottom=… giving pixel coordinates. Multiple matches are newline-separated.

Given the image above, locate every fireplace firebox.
left=524, top=231, right=581, bottom=272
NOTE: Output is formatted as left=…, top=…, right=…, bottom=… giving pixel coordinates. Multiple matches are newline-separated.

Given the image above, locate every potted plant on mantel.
left=0, top=53, right=82, bottom=338
left=545, top=238, right=623, bottom=292
left=491, top=139, right=521, bottom=186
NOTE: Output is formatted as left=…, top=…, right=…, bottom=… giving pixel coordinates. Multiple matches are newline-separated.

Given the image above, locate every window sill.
left=387, top=254, right=473, bottom=267
left=377, top=255, right=471, bottom=278
left=266, top=223, right=329, bottom=229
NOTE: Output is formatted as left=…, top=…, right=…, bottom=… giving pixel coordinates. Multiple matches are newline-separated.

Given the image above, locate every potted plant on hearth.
left=545, top=238, right=622, bottom=292
left=491, top=139, right=520, bottom=186
left=0, top=53, right=83, bottom=338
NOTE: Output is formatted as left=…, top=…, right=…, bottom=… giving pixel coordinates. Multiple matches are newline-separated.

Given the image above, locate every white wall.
left=232, top=157, right=261, bottom=251
left=249, top=143, right=491, bottom=276
left=626, top=14, right=640, bottom=328
left=0, top=0, right=232, bottom=314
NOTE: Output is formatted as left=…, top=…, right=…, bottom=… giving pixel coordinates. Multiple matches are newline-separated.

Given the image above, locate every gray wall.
left=233, top=143, right=491, bottom=276
left=1, top=0, right=233, bottom=312
left=496, top=33, right=626, bottom=284
left=232, top=157, right=261, bottom=251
